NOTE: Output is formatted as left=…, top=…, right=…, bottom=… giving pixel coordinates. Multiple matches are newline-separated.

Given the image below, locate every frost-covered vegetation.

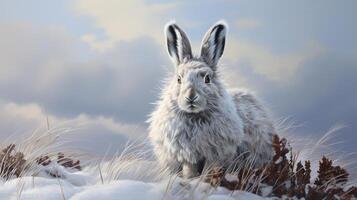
left=0, top=125, right=356, bottom=200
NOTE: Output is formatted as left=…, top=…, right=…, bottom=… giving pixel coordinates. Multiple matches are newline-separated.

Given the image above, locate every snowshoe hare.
left=148, top=21, right=275, bottom=178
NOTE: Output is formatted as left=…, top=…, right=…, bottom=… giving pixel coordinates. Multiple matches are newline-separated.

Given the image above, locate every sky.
left=0, top=0, right=356, bottom=154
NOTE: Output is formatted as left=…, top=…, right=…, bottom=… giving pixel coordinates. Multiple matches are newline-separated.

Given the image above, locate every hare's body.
left=230, top=90, right=275, bottom=166
left=148, top=22, right=275, bottom=178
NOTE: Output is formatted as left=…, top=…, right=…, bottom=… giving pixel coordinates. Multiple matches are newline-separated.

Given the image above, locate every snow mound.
left=0, top=165, right=266, bottom=200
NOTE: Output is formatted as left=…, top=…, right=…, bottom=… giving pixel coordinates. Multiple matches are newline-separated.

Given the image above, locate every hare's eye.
left=204, top=75, right=210, bottom=83
left=177, top=76, right=181, bottom=84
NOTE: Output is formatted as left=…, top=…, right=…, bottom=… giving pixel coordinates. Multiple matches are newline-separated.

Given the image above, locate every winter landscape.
left=1, top=1, right=357, bottom=199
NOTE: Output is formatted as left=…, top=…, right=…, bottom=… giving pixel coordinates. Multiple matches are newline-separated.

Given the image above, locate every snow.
left=0, top=177, right=267, bottom=200
left=72, top=180, right=167, bottom=200
left=1, top=126, right=353, bottom=200
left=0, top=162, right=268, bottom=200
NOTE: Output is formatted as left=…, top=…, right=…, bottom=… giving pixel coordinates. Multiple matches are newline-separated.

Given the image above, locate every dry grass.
left=92, top=139, right=170, bottom=183
left=0, top=124, right=83, bottom=179
left=0, top=121, right=356, bottom=200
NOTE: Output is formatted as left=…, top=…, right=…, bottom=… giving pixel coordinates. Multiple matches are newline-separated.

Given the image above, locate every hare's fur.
left=148, top=21, right=275, bottom=178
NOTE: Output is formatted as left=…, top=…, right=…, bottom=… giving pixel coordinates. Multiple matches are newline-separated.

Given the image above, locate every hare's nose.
left=185, top=96, right=198, bottom=104
left=185, top=89, right=198, bottom=104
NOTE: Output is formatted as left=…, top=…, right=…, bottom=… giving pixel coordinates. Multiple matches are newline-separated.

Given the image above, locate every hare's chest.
left=167, top=116, right=215, bottom=142
left=161, top=118, right=205, bottom=162
left=162, top=116, right=239, bottom=164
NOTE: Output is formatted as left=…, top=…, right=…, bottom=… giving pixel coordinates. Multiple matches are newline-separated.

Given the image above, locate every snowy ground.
left=0, top=162, right=267, bottom=200
left=1, top=124, right=355, bottom=199
left=0, top=127, right=268, bottom=200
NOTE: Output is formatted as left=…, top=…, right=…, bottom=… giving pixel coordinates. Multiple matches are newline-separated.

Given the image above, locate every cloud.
left=262, top=53, right=357, bottom=123
left=46, top=37, right=169, bottom=123
left=0, top=22, right=169, bottom=124
left=223, top=39, right=324, bottom=82
left=235, top=19, right=261, bottom=29
left=80, top=33, right=114, bottom=52
left=0, top=22, right=75, bottom=84
left=246, top=53, right=357, bottom=152
left=74, top=0, right=178, bottom=51
left=0, top=101, right=146, bottom=155
left=72, top=1, right=323, bottom=83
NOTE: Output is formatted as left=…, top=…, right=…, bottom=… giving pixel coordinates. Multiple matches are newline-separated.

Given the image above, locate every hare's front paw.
left=182, top=162, right=200, bottom=179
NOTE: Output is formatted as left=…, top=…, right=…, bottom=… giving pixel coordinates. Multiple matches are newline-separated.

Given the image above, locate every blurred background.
left=0, top=0, right=356, bottom=155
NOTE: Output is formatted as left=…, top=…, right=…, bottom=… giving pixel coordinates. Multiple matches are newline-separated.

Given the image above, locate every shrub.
left=208, top=135, right=357, bottom=199
left=0, top=144, right=26, bottom=180
left=0, top=144, right=81, bottom=180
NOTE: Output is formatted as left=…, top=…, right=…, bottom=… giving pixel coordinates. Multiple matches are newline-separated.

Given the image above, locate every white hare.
left=148, top=21, right=275, bottom=178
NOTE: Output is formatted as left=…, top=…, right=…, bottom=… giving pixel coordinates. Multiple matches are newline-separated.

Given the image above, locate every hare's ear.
left=165, top=22, right=192, bottom=66
left=200, top=21, right=227, bottom=69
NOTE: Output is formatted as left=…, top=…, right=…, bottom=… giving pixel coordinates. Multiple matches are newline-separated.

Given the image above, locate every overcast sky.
left=0, top=0, right=356, bottom=154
